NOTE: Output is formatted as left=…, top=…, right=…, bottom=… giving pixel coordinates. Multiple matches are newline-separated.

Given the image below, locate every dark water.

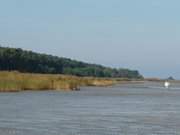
left=0, top=82, right=180, bottom=135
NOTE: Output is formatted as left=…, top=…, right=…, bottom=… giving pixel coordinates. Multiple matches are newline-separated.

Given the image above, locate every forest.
left=0, top=46, right=143, bottom=79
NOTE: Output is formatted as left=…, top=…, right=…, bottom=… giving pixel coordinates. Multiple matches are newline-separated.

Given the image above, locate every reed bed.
left=0, top=71, right=116, bottom=92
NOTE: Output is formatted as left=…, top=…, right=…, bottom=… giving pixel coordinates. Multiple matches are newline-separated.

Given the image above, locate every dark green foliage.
left=0, top=46, right=143, bottom=78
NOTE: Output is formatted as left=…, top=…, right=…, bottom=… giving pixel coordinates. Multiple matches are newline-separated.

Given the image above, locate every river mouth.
left=0, top=81, right=180, bottom=135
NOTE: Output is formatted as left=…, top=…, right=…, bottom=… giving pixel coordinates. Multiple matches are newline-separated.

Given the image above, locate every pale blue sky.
left=0, top=0, right=180, bottom=78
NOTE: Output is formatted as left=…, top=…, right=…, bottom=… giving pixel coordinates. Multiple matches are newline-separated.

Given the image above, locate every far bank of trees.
left=0, top=46, right=143, bottom=79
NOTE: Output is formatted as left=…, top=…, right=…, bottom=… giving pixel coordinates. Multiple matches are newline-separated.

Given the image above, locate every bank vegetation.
left=0, top=71, right=116, bottom=92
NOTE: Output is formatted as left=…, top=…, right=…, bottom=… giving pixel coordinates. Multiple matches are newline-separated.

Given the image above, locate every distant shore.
left=0, top=71, right=120, bottom=92
left=144, top=78, right=180, bottom=83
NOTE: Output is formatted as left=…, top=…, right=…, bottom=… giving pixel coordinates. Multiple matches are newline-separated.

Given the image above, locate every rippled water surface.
left=0, top=82, right=180, bottom=135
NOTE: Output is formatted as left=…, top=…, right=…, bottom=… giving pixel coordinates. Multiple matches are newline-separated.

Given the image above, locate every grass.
left=0, top=71, right=116, bottom=92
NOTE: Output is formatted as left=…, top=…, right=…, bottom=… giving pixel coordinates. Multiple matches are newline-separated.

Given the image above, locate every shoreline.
left=2, top=71, right=179, bottom=93
left=0, top=71, right=119, bottom=92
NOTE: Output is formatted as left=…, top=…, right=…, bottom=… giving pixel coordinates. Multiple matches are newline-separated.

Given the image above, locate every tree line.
left=0, top=46, right=143, bottom=78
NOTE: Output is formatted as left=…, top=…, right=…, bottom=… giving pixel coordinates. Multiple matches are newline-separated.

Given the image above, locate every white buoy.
left=164, top=81, right=170, bottom=89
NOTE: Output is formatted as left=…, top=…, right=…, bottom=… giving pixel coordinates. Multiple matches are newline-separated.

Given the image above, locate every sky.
left=0, top=0, right=180, bottom=79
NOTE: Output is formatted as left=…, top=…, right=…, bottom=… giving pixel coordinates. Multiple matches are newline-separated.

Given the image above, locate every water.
left=0, top=81, right=180, bottom=135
